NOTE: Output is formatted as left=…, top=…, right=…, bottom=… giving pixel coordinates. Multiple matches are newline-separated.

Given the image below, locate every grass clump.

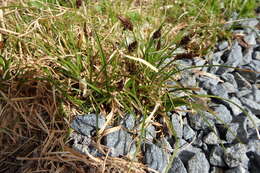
left=0, top=0, right=258, bottom=172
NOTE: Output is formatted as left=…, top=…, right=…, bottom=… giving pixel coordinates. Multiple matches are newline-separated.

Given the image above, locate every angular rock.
left=70, top=132, right=103, bottom=157
left=253, top=51, right=260, bottom=60
left=222, top=82, right=238, bottom=93
left=209, top=146, right=226, bottom=167
left=210, top=84, right=229, bottom=99
left=142, top=143, right=170, bottom=173
left=71, top=114, right=106, bottom=137
left=187, top=152, right=210, bottom=173
left=178, top=142, right=202, bottom=164
left=227, top=97, right=243, bottom=116
left=233, top=72, right=252, bottom=89
left=241, top=47, right=253, bottom=65
left=217, top=41, right=243, bottom=74
left=121, top=114, right=136, bottom=130
left=244, top=32, right=256, bottom=45
left=188, top=111, right=215, bottom=130
left=232, top=115, right=249, bottom=143
left=239, top=18, right=259, bottom=28
left=145, top=124, right=156, bottom=141
left=240, top=97, right=260, bottom=114
left=171, top=114, right=183, bottom=138
left=226, top=123, right=240, bottom=143
left=221, top=72, right=238, bottom=88
left=183, top=124, right=196, bottom=141
left=103, top=129, right=136, bottom=157
left=252, top=85, right=260, bottom=102
left=180, top=75, right=197, bottom=87
left=203, top=132, right=222, bottom=145
left=201, top=77, right=219, bottom=90
left=224, top=143, right=249, bottom=168
left=193, top=57, right=206, bottom=69
left=236, top=89, right=252, bottom=98
left=169, top=157, right=187, bottom=173
left=213, top=104, right=233, bottom=124
left=217, top=41, right=229, bottom=51
left=247, top=139, right=260, bottom=164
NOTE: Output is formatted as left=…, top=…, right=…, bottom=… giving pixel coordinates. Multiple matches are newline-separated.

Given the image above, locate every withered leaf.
left=76, top=0, right=82, bottom=8
left=117, top=15, right=133, bottom=31
left=128, top=40, right=138, bottom=52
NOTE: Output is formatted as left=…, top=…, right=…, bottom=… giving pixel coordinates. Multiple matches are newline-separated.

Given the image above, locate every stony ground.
left=70, top=15, right=260, bottom=173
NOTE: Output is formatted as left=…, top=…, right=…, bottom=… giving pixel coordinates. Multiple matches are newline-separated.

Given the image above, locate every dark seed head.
left=117, top=15, right=133, bottom=31
left=76, top=0, right=82, bottom=8
left=152, top=28, right=161, bottom=40
left=128, top=40, right=138, bottom=52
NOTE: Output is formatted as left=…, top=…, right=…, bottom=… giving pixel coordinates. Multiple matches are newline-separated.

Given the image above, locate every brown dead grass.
left=0, top=66, right=149, bottom=173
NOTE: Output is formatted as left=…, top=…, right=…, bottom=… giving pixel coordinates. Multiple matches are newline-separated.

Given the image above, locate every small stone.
left=187, top=152, right=210, bottom=173
left=246, top=110, right=260, bottom=130
left=171, top=114, right=183, bottom=138
left=183, top=124, right=196, bottom=141
left=178, top=143, right=202, bottom=164
left=224, top=143, right=249, bottom=168
left=103, top=129, right=136, bottom=157
left=201, top=77, right=219, bottom=90
left=142, top=143, right=170, bottom=173
left=169, top=157, right=187, bottom=173
left=239, top=18, right=259, bottom=28
left=228, top=97, right=243, bottom=116
left=225, top=166, right=249, bottom=173
left=210, top=84, right=229, bottom=99
left=253, top=51, right=260, bottom=60
left=193, top=57, right=206, bottom=70
left=222, top=82, right=238, bottom=93
left=203, top=132, right=221, bottom=145
left=217, top=41, right=243, bottom=74
left=233, top=72, right=252, bottom=89
left=252, top=85, right=260, bottom=102
left=70, top=132, right=103, bottom=157
left=71, top=114, right=106, bottom=137
left=192, top=131, right=204, bottom=147
left=188, top=111, right=215, bottom=130
left=221, top=73, right=238, bottom=88
left=213, top=104, right=233, bottom=124
left=121, top=114, right=135, bottom=130
left=236, top=89, right=252, bottom=98
left=232, top=115, right=249, bottom=143
left=240, top=97, right=260, bottom=114
left=244, top=33, right=256, bottom=45
left=226, top=123, right=239, bottom=143
left=180, top=75, right=197, bottom=87
left=145, top=124, right=156, bottom=141
left=241, top=47, right=253, bottom=65
left=217, top=41, right=229, bottom=51
left=209, top=146, right=226, bottom=167
left=247, top=139, right=260, bottom=171
left=249, top=60, right=260, bottom=77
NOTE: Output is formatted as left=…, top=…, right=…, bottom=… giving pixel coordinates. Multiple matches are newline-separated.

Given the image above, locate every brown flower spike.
left=117, top=15, right=133, bottom=31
